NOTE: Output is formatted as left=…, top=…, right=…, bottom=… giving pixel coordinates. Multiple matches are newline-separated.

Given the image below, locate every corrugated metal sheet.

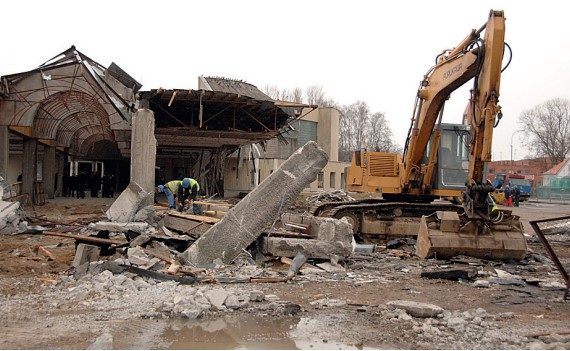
left=298, top=120, right=317, bottom=146
left=202, top=77, right=272, bottom=101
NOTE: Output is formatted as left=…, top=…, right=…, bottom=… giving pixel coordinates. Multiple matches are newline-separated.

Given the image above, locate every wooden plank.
left=35, top=245, right=56, bottom=261
left=162, top=215, right=212, bottom=237
left=42, top=231, right=125, bottom=245
left=167, top=211, right=221, bottom=224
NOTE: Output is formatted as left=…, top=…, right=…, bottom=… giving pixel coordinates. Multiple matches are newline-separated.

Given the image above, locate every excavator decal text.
left=443, top=63, right=462, bottom=80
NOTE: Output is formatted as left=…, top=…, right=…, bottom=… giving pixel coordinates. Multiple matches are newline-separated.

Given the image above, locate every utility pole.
left=510, top=130, right=524, bottom=171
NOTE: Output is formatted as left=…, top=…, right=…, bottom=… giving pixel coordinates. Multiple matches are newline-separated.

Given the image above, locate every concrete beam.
left=180, top=141, right=328, bottom=265
left=43, top=146, right=56, bottom=199
left=22, top=138, right=37, bottom=200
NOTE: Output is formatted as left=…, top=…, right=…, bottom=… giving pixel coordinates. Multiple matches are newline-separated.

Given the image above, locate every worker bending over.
left=158, top=177, right=202, bottom=214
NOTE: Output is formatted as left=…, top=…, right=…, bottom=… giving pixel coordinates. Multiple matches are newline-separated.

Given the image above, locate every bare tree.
left=338, top=102, right=399, bottom=161
left=366, top=112, right=395, bottom=152
left=261, top=85, right=281, bottom=100
left=291, top=87, right=303, bottom=103
left=305, top=85, right=338, bottom=107
left=518, top=98, right=570, bottom=164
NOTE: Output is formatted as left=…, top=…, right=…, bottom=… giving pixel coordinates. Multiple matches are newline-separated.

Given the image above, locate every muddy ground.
left=0, top=196, right=569, bottom=349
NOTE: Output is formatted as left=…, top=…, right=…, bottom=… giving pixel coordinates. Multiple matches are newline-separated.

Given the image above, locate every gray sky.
left=2, top=0, right=569, bottom=161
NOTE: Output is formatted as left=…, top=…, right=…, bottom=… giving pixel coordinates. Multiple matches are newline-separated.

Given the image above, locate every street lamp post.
left=510, top=129, right=524, bottom=170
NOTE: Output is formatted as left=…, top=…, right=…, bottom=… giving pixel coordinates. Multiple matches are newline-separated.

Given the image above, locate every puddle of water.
left=161, top=315, right=367, bottom=350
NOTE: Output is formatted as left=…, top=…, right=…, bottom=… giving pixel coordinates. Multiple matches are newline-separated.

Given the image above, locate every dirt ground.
left=0, top=196, right=569, bottom=349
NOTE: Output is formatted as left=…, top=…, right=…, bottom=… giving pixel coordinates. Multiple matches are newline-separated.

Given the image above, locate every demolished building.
left=0, top=46, right=312, bottom=204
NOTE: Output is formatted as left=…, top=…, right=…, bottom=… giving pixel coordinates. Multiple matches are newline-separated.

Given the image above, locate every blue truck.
left=492, top=173, right=532, bottom=201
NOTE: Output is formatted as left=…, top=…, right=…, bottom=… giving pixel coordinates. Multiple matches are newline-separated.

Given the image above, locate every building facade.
left=487, top=157, right=556, bottom=192
left=223, top=107, right=349, bottom=197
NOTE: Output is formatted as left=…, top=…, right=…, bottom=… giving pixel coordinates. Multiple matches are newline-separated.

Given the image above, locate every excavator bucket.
left=416, top=211, right=527, bottom=261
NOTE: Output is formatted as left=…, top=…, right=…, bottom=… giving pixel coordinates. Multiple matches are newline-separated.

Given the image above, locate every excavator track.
left=312, top=199, right=464, bottom=243
left=313, top=199, right=527, bottom=261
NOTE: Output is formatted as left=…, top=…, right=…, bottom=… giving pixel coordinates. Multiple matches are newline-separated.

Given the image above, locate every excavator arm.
left=402, top=10, right=506, bottom=205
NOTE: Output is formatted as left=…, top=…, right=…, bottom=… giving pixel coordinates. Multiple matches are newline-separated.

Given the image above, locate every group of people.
left=62, top=172, right=115, bottom=198
left=157, top=177, right=202, bottom=214
left=503, top=184, right=521, bottom=207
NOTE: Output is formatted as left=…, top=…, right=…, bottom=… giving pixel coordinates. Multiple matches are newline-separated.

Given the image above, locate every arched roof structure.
left=0, top=46, right=136, bottom=158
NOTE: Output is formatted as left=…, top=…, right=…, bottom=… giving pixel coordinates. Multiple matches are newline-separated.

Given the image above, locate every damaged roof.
left=0, top=46, right=136, bottom=159
left=199, top=76, right=272, bottom=101
left=139, top=88, right=308, bottom=149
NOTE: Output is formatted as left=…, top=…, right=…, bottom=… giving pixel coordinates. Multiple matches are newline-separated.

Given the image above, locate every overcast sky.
left=2, top=0, right=569, bottom=161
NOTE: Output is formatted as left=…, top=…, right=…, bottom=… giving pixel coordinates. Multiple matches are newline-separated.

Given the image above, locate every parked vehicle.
left=492, top=173, right=531, bottom=201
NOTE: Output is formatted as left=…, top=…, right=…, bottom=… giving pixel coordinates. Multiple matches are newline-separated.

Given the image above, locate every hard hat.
left=182, top=178, right=190, bottom=188
left=157, top=185, right=164, bottom=192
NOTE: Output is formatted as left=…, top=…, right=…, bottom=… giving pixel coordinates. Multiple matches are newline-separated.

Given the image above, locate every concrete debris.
left=180, top=141, right=328, bottom=265
left=88, top=221, right=150, bottom=233
left=421, top=267, right=477, bottom=281
left=106, top=181, right=153, bottom=223
left=262, top=213, right=355, bottom=259
left=127, top=246, right=152, bottom=266
left=316, top=262, right=346, bottom=273
left=306, top=189, right=355, bottom=204
left=204, top=288, right=229, bottom=310
left=87, top=331, right=113, bottom=350
left=72, top=244, right=100, bottom=268
left=386, top=300, right=445, bottom=318
left=0, top=200, right=23, bottom=234
left=310, top=298, right=347, bottom=308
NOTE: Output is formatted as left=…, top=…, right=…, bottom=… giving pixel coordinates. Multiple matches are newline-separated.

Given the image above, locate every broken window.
left=330, top=172, right=336, bottom=188
left=317, top=172, right=324, bottom=188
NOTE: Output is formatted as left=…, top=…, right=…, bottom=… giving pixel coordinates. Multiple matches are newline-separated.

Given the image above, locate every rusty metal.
left=529, top=215, right=570, bottom=300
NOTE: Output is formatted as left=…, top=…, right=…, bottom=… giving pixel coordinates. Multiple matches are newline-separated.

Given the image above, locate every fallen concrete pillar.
left=106, top=182, right=151, bottom=222
left=262, top=237, right=353, bottom=259
left=180, top=141, right=328, bottom=265
left=88, top=221, right=150, bottom=233
left=130, top=109, right=156, bottom=206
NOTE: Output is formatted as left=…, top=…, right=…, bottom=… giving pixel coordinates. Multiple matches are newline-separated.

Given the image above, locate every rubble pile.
left=57, top=269, right=287, bottom=320
left=0, top=200, right=25, bottom=234
left=306, top=189, right=355, bottom=204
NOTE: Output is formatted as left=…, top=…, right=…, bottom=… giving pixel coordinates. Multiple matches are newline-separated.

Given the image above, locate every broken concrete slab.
left=88, top=221, right=150, bottom=233
left=316, top=262, right=346, bottom=273
left=0, top=200, right=21, bottom=234
left=127, top=246, right=152, bottom=266
left=205, top=288, right=229, bottom=310
left=386, top=300, right=444, bottom=318
left=106, top=182, right=152, bottom=223
left=180, top=141, right=328, bottom=265
left=72, top=244, right=101, bottom=268
left=262, top=213, right=355, bottom=259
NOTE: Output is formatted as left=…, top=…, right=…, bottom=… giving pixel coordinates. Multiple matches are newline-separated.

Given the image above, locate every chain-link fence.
left=536, top=177, right=570, bottom=204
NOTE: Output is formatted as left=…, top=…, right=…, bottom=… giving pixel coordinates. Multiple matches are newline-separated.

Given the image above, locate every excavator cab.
left=432, top=124, right=470, bottom=192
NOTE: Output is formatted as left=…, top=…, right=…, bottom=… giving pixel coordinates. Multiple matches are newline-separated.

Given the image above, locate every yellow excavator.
left=314, top=10, right=527, bottom=260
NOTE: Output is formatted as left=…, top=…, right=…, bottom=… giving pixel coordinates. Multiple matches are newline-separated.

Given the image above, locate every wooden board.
left=167, top=211, right=221, bottom=224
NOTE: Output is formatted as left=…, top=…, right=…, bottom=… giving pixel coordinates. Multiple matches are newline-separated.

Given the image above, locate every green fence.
left=537, top=177, right=570, bottom=203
